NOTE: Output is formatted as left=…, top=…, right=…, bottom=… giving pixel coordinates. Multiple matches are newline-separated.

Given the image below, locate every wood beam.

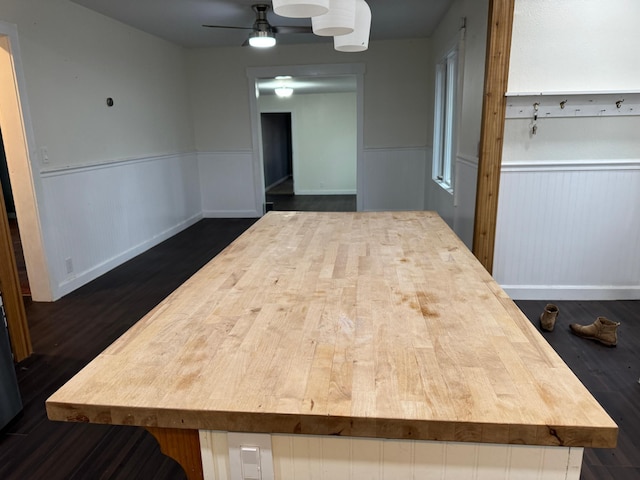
left=472, top=0, right=516, bottom=273
left=0, top=179, right=31, bottom=361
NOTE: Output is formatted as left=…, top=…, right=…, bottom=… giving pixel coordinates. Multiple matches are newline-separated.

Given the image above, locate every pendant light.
left=334, top=0, right=371, bottom=52
left=272, top=0, right=330, bottom=18
left=312, top=0, right=356, bottom=37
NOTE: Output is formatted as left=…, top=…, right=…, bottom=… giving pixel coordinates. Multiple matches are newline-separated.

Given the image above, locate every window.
left=432, top=42, right=461, bottom=192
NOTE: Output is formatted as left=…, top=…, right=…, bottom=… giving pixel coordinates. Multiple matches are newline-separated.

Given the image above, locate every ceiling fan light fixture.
left=312, top=0, right=356, bottom=36
left=248, top=30, right=276, bottom=48
left=272, top=0, right=330, bottom=18
left=275, top=86, right=294, bottom=97
left=334, top=0, right=371, bottom=52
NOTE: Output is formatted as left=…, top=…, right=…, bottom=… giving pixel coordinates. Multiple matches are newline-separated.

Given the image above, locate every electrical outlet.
left=65, top=257, right=73, bottom=274
left=228, top=433, right=274, bottom=480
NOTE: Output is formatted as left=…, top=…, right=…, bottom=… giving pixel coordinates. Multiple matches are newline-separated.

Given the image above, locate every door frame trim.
left=246, top=63, right=365, bottom=213
left=0, top=22, right=53, bottom=302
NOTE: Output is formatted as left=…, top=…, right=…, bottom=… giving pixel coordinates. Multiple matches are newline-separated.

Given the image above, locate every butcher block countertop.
left=47, top=211, right=617, bottom=448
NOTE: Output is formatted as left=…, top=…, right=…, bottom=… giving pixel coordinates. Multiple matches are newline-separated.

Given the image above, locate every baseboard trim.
left=202, top=210, right=261, bottom=218
left=502, top=285, right=640, bottom=301
left=294, top=190, right=357, bottom=195
left=54, top=213, right=203, bottom=299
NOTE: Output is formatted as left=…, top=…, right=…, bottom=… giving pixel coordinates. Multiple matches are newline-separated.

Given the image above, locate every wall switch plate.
left=40, top=147, right=49, bottom=164
left=228, top=432, right=274, bottom=480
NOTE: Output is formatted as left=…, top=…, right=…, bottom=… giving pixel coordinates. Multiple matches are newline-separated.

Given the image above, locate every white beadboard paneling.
left=362, top=147, right=426, bottom=212
left=40, top=153, right=201, bottom=299
left=351, top=437, right=383, bottom=479
left=199, top=431, right=230, bottom=480
left=200, top=431, right=582, bottom=480
left=475, top=443, right=509, bottom=480
left=494, top=160, right=640, bottom=300
left=198, top=151, right=261, bottom=218
left=414, top=441, right=446, bottom=478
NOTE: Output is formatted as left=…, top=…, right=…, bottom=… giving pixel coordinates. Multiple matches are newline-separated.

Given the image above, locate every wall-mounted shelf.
left=505, top=91, right=640, bottom=119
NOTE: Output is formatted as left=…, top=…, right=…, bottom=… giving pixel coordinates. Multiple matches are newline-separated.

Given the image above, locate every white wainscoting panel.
left=40, top=153, right=202, bottom=299
left=494, top=160, right=640, bottom=300
left=198, top=151, right=261, bottom=217
left=362, top=147, right=426, bottom=211
left=453, top=155, right=478, bottom=249
left=199, top=431, right=583, bottom=480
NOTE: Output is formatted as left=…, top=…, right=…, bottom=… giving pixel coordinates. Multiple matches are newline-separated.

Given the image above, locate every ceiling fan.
left=202, top=4, right=313, bottom=47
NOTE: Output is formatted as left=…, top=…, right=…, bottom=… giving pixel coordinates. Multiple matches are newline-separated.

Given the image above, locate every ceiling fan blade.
left=202, top=24, right=253, bottom=30
left=272, top=25, right=313, bottom=34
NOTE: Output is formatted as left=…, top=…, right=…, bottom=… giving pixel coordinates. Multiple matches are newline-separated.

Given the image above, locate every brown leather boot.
left=569, top=316, right=620, bottom=346
left=539, top=304, right=559, bottom=331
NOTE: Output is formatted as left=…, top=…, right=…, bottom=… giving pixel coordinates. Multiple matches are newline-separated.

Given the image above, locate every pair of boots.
left=539, top=303, right=620, bottom=347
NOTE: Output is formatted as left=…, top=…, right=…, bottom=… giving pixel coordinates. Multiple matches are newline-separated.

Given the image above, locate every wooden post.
left=0, top=180, right=31, bottom=361
left=472, top=0, right=516, bottom=273
left=146, top=427, right=204, bottom=480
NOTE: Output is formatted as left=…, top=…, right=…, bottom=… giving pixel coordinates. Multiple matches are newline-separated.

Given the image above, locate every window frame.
left=432, top=32, right=464, bottom=194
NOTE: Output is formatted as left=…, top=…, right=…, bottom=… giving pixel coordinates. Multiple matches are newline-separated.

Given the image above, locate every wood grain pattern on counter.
left=46, top=211, right=617, bottom=448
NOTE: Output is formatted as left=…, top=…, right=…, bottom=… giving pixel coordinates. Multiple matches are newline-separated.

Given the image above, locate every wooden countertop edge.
left=45, top=402, right=618, bottom=449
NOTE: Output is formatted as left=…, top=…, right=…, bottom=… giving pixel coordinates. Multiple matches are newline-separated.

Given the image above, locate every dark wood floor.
left=516, top=300, right=640, bottom=480
left=1, top=210, right=637, bottom=479
left=266, top=177, right=357, bottom=212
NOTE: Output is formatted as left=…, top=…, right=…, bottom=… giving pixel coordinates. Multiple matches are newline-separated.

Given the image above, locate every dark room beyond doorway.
left=262, top=112, right=293, bottom=195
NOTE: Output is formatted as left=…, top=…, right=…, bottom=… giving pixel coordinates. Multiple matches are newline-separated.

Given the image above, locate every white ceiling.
left=70, top=0, right=454, bottom=49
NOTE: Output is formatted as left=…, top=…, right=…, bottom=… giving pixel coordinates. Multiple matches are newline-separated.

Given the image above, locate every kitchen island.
left=47, top=211, right=617, bottom=479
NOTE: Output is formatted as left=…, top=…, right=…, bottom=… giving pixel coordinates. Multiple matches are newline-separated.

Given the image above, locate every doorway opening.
left=247, top=64, right=365, bottom=214
left=0, top=25, right=52, bottom=302
left=262, top=112, right=294, bottom=205
left=0, top=128, right=29, bottom=296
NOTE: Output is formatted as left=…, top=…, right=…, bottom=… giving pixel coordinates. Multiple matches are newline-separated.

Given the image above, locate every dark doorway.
left=261, top=112, right=293, bottom=195
left=0, top=129, right=15, bottom=217
left=0, top=128, right=29, bottom=296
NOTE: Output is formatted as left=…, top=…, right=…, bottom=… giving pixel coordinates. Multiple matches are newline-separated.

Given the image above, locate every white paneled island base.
left=200, top=431, right=583, bottom=480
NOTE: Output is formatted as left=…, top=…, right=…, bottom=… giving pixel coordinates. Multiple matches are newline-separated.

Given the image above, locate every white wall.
left=187, top=39, right=430, bottom=215
left=496, top=0, right=640, bottom=300
left=1, top=0, right=194, bottom=168
left=508, top=0, right=640, bottom=93
left=362, top=147, right=426, bottom=211
left=188, top=39, right=429, bottom=152
left=1, top=0, right=198, bottom=299
left=259, top=92, right=357, bottom=195
left=425, top=0, right=489, bottom=248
